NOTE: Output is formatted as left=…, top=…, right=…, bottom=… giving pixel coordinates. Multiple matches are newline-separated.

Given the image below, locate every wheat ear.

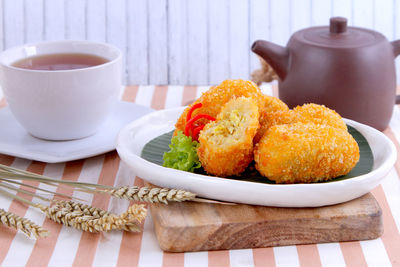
left=0, top=208, right=49, bottom=238
left=101, top=186, right=196, bottom=204
left=0, top=164, right=202, bottom=204
left=36, top=200, right=146, bottom=233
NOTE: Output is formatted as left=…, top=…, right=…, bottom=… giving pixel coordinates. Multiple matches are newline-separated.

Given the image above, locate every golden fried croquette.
left=254, top=123, right=359, bottom=184
left=294, top=103, right=347, bottom=130
left=175, top=79, right=287, bottom=135
left=197, top=97, right=260, bottom=177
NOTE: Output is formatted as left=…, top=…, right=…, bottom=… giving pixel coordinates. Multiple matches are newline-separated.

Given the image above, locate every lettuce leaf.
left=163, top=131, right=201, bottom=172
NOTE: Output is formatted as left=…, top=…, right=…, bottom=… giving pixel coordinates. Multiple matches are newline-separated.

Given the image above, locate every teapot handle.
left=391, top=40, right=400, bottom=104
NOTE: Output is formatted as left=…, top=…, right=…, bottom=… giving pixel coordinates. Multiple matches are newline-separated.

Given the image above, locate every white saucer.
left=0, top=101, right=153, bottom=163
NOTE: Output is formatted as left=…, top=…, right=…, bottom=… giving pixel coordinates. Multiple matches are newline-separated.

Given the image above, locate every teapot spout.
left=251, top=40, right=289, bottom=80
left=391, top=39, right=400, bottom=57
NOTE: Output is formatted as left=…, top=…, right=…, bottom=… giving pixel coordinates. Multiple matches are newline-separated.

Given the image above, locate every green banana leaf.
left=141, top=126, right=373, bottom=184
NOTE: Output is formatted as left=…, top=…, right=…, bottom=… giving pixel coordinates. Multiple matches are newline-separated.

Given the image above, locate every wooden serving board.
left=148, top=192, right=383, bottom=252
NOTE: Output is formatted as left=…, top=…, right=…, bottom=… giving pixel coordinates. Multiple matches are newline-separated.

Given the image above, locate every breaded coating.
left=293, top=103, right=347, bottom=130
left=197, top=97, right=260, bottom=177
left=253, top=94, right=289, bottom=143
left=259, top=94, right=288, bottom=113
left=254, top=109, right=298, bottom=144
left=254, top=123, right=360, bottom=184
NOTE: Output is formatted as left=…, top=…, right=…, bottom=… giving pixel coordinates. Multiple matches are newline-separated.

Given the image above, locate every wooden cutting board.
left=148, top=192, right=382, bottom=252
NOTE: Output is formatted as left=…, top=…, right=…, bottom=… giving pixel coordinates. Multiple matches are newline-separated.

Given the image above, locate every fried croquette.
left=197, top=97, right=260, bottom=177
left=254, top=123, right=360, bottom=184
left=175, top=79, right=287, bottom=135
left=293, top=103, right=347, bottom=130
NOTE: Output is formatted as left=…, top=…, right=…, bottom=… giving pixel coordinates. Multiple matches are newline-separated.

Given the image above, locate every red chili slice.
left=184, top=114, right=216, bottom=137
left=192, top=125, right=205, bottom=141
left=186, top=103, right=203, bottom=122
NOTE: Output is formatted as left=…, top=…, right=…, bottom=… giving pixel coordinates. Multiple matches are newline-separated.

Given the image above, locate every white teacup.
left=0, top=40, right=122, bottom=140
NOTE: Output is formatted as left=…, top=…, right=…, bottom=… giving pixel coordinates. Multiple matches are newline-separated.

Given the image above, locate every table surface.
left=0, top=85, right=399, bottom=267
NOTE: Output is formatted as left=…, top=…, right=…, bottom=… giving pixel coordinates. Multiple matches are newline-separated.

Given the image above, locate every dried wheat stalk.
left=0, top=208, right=49, bottom=238
left=36, top=200, right=146, bottom=233
left=0, top=164, right=201, bottom=204
left=102, top=186, right=196, bottom=204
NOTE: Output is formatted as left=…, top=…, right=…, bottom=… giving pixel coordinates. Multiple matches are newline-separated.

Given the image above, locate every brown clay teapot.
left=252, top=17, right=400, bottom=131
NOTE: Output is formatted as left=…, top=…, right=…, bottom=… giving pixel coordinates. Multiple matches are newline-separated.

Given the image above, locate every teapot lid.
left=294, top=17, right=384, bottom=48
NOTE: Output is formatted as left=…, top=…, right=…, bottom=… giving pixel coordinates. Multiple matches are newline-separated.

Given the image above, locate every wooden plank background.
left=0, top=0, right=399, bottom=85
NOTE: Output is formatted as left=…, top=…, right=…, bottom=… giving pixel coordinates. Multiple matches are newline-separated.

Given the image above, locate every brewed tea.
left=12, top=53, right=108, bottom=71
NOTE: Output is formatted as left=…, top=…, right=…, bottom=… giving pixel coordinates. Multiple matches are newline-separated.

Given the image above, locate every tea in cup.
left=0, top=40, right=122, bottom=140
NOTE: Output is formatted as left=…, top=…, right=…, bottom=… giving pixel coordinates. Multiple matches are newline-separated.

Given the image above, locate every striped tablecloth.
left=0, top=85, right=399, bottom=267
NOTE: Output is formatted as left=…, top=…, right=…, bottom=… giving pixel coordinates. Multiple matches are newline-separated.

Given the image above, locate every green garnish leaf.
left=162, top=131, right=202, bottom=172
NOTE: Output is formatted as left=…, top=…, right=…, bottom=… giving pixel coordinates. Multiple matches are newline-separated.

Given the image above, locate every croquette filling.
left=207, top=109, right=245, bottom=145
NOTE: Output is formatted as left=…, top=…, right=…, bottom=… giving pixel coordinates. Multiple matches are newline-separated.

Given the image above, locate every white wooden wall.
left=0, top=0, right=399, bottom=85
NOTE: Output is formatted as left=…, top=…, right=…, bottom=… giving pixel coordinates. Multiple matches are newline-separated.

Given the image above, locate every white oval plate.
left=117, top=107, right=397, bottom=207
